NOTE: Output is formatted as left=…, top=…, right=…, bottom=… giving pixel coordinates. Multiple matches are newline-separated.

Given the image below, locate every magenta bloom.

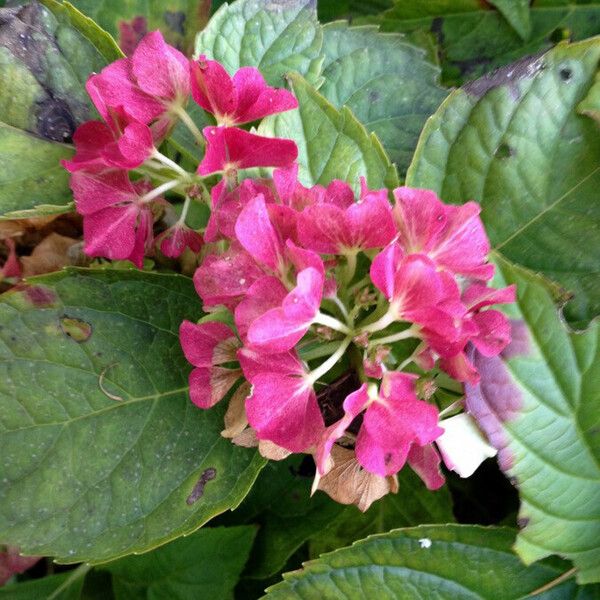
left=87, top=31, right=190, bottom=137
left=198, top=126, right=297, bottom=175
left=0, top=238, right=21, bottom=280
left=0, top=547, right=40, bottom=586
left=191, top=57, right=297, bottom=125
left=299, top=181, right=396, bottom=254
left=239, top=348, right=324, bottom=452
left=70, top=169, right=155, bottom=268
left=179, top=320, right=241, bottom=408
left=393, top=187, right=494, bottom=280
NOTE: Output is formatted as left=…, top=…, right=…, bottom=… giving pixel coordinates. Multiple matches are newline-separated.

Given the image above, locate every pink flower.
left=370, top=245, right=460, bottom=338
left=179, top=320, right=241, bottom=408
left=0, top=547, right=40, bottom=586
left=63, top=108, right=154, bottom=173
left=191, top=57, right=297, bottom=125
left=157, top=224, right=203, bottom=258
left=299, top=180, right=395, bottom=254
left=70, top=170, right=155, bottom=268
left=316, top=373, right=443, bottom=477
left=198, top=126, right=297, bottom=176
left=87, top=31, right=190, bottom=138
left=393, top=187, right=494, bottom=280
left=0, top=239, right=21, bottom=280
left=238, top=348, right=324, bottom=452
left=273, top=164, right=321, bottom=211
left=405, top=444, right=445, bottom=490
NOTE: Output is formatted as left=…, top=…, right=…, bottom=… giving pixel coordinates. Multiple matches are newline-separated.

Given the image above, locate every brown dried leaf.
left=231, top=427, right=258, bottom=448
left=314, top=446, right=397, bottom=512
left=21, top=233, right=78, bottom=277
left=258, top=440, right=291, bottom=461
left=221, top=382, right=250, bottom=438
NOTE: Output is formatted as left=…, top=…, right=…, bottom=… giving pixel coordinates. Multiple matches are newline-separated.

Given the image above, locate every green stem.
left=369, top=325, right=420, bottom=347
left=152, top=149, right=189, bottom=178
left=174, top=106, right=206, bottom=147
left=308, top=336, right=353, bottom=385
left=358, top=309, right=396, bottom=334
left=313, top=312, right=352, bottom=335
left=139, top=179, right=181, bottom=203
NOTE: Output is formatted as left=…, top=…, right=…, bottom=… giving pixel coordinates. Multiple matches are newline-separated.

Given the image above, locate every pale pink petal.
left=440, top=351, right=480, bottom=384
left=462, top=283, right=517, bottom=311
left=370, top=242, right=403, bottom=299
left=472, top=310, right=512, bottom=357
left=83, top=205, right=138, bottom=261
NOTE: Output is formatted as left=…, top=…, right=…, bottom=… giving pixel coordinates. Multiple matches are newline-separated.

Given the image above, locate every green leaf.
left=195, top=0, right=323, bottom=87
left=101, top=526, right=256, bottom=600
left=264, top=525, right=595, bottom=599
left=578, top=68, right=600, bottom=122
left=0, top=571, right=84, bottom=600
left=318, top=22, right=448, bottom=174
left=0, top=269, right=264, bottom=563
left=406, top=38, right=600, bottom=328
left=308, top=468, right=455, bottom=558
left=64, top=0, right=211, bottom=54
left=317, top=0, right=394, bottom=23
left=465, top=256, right=600, bottom=584
left=374, top=1, right=600, bottom=84
left=0, top=124, right=73, bottom=218
left=488, top=0, right=531, bottom=40
left=220, top=457, right=345, bottom=580
left=0, top=1, right=116, bottom=218
left=259, top=72, right=398, bottom=191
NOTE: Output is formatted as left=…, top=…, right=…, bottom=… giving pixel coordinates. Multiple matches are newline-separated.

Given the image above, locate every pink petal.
left=193, top=243, right=263, bottom=310
left=158, top=225, right=203, bottom=258
left=393, top=187, right=448, bottom=253
left=298, top=203, right=346, bottom=254
left=83, top=205, right=139, bottom=261
left=315, top=384, right=370, bottom=475
left=344, top=192, right=396, bottom=250
left=0, top=238, right=21, bottom=279
left=234, top=276, right=288, bottom=340
left=472, top=310, right=512, bottom=357
left=113, top=122, right=154, bottom=167
left=198, top=126, right=297, bottom=175
left=273, top=164, right=317, bottom=210
left=440, top=351, right=480, bottom=384
left=238, top=347, right=304, bottom=381
left=232, top=66, right=298, bottom=124
left=62, top=120, right=114, bottom=172
left=247, top=267, right=323, bottom=352
left=462, top=283, right=517, bottom=311
left=88, top=59, right=164, bottom=124
left=189, top=366, right=239, bottom=408
left=70, top=169, right=137, bottom=216
left=235, top=194, right=284, bottom=272
left=179, top=320, right=237, bottom=367
left=132, top=31, right=190, bottom=100
left=191, top=56, right=237, bottom=120
left=407, top=443, right=445, bottom=490
left=370, top=242, right=404, bottom=300
left=128, top=209, right=153, bottom=268
left=393, top=254, right=445, bottom=316
left=325, top=180, right=355, bottom=208
left=246, top=372, right=323, bottom=452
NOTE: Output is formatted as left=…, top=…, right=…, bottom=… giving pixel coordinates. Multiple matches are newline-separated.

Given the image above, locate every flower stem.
left=358, top=309, right=396, bottom=334
left=47, top=563, right=92, bottom=600
left=139, top=179, right=181, bottom=204
left=177, top=195, right=192, bottom=226
left=342, top=251, right=357, bottom=285
left=313, top=312, right=352, bottom=335
left=152, top=149, right=190, bottom=178
left=308, top=336, right=353, bottom=385
left=369, top=325, right=420, bottom=346
left=174, top=106, right=206, bottom=147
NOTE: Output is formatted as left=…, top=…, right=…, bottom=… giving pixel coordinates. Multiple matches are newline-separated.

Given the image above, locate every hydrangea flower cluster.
left=180, top=173, right=515, bottom=505
left=65, top=31, right=515, bottom=509
left=64, top=31, right=298, bottom=267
